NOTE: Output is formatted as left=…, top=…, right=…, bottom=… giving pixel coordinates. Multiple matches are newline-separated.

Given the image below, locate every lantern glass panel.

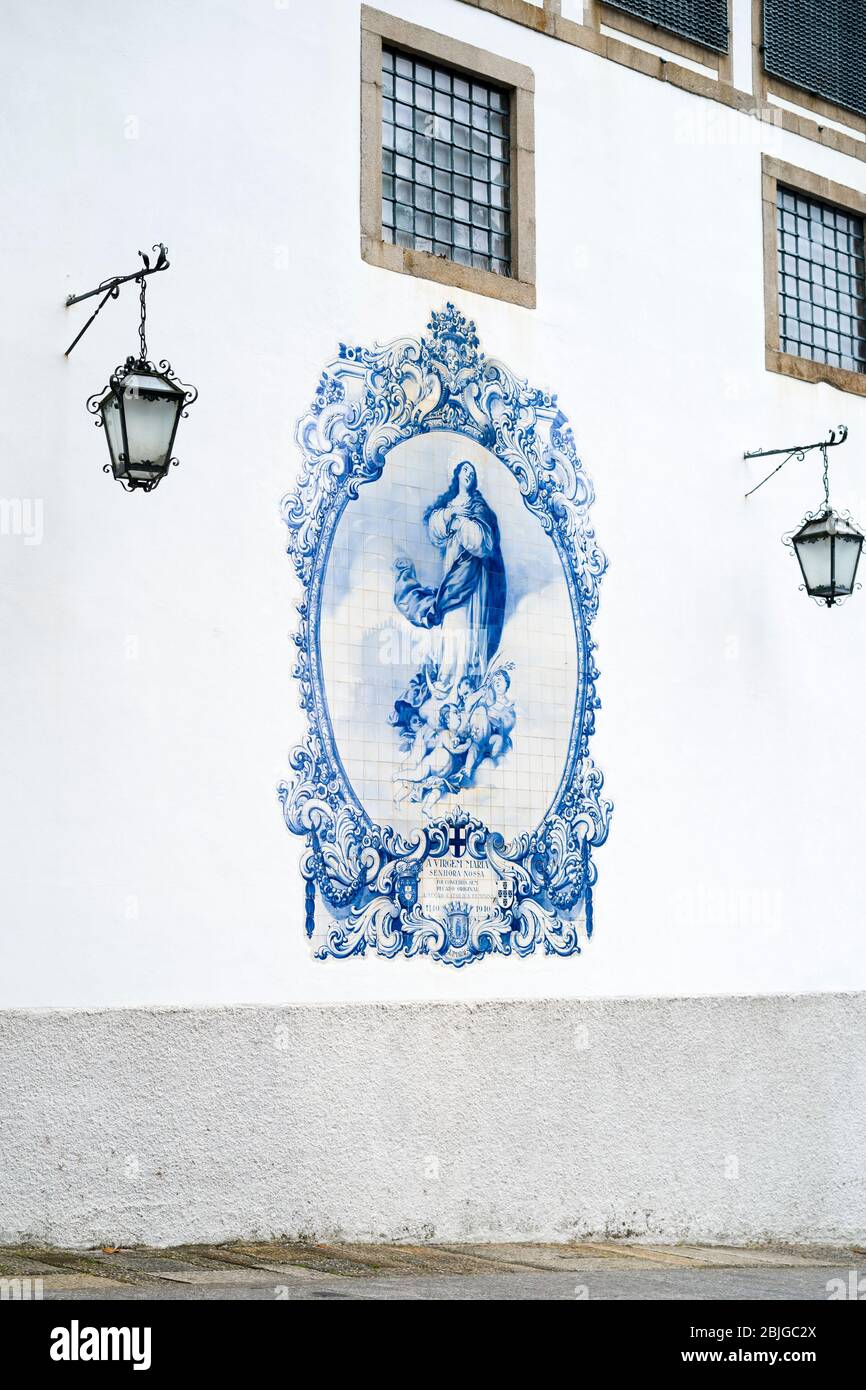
left=832, top=532, right=864, bottom=596
left=120, top=375, right=183, bottom=475
left=794, top=529, right=834, bottom=596
left=100, top=394, right=125, bottom=474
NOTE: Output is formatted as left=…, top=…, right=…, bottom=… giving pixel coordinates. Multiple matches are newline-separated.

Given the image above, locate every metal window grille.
left=777, top=185, right=866, bottom=374
left=380, top=46, right=511, bottom=277
left=764, top=0, right=866, bottom=119
left=603, top=0, right=729, bottom=53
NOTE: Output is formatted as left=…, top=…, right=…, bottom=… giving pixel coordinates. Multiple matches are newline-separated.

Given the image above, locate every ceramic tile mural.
left=280, top=306, right=611, bottom=967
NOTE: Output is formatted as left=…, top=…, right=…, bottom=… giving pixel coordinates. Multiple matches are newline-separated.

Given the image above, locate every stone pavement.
left=1, top=1240, right=862, bottom=1300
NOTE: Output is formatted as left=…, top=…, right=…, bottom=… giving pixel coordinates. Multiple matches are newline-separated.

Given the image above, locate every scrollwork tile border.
left=279, top=303, right=612, bottom=966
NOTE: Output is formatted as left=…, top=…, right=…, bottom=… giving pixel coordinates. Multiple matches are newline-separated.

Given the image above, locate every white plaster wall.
left=731, top=0, right=754, bottom=94
left=1, top=993, right=863, bottom=1247
left=1, top=0, right=866, bottom=1012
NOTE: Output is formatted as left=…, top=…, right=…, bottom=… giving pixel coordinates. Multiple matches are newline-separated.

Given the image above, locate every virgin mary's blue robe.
left=393, top=491, right=506, bottom=673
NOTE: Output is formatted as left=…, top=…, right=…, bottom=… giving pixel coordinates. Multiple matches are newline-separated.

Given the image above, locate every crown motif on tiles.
left=424, top=302, right=482, bottom=374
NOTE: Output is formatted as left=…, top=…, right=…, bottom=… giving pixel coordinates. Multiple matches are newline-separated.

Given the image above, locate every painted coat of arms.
left=279, top=305, right=611, bottom=967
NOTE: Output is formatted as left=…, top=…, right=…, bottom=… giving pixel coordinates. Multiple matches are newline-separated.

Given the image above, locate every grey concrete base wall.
left=1, top=993, right=864, bottom=1248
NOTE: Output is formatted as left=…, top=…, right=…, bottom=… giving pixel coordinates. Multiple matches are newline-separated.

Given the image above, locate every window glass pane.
left=379, top=45, right=512, bottom=278
left=776, top=185, right=866, bottom=376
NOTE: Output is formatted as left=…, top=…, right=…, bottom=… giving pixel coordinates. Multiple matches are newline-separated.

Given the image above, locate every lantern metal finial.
left=65, top=244, right=197, bottom=492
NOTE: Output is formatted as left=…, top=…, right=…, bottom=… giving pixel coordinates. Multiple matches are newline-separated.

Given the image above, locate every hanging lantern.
left=88, top=357, right=196, bottom=493
left=744, top=425, right=863, bottom=608
left=65, top=244, right=197, bottom=492
left=792, top=508, right=864, bottom=607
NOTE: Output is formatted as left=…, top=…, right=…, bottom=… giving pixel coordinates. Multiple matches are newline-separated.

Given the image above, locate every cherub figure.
left=399, top=710, right=433, bottom=775
left=394, top=703, right=471, bottom=813
left=463, top=664, right=516, bottom=782
left=455, top=672, right=481, bottom=725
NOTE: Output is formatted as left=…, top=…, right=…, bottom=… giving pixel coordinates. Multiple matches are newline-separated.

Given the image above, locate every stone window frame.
left=360, top=5, right=536, bottom=309
left=587, top=0, right=734, bottom=84
left=455, top=0, right=866, bottom=164
left=762, top=154, right=866, bottom=399
left=751, top=0, right=866, bottom=151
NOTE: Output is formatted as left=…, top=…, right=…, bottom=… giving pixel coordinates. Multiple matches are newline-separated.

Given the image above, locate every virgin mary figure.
left=392, top=461, right=506, bottom=721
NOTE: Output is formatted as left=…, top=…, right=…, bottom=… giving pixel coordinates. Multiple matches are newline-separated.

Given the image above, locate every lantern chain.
left=137, top=274, right=148, bottom=363
left=821, top=444, right=830, bottom=510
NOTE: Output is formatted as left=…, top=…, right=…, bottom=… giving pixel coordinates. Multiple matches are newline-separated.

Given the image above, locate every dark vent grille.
left=604, top=1, right=729, bottom=53
left=764, top=0, right=866, bottom=119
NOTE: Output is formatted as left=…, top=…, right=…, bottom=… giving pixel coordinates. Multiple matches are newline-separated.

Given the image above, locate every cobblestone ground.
left=1, top=1241, right=861, bottom=1300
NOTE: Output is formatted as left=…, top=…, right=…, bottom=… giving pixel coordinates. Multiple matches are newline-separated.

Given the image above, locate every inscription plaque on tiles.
left=419, top=854, right=499, bottom=912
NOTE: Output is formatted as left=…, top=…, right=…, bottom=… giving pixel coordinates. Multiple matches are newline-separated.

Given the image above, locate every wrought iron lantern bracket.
left=64, top=244, right=170, bottom=357
left=743, top=424, right=848, bottom=500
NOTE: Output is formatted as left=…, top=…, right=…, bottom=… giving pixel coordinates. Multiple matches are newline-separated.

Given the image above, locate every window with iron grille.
left=777, top=186, right=866, bottom=374
left=764, top=0, right=866, bottom=119
left=380, top=47, right=511, bottom=278
left=603, top=0, right=729, bottom=52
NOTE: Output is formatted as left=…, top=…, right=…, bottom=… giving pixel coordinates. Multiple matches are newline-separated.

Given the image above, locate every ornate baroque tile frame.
left=279, top=305, right=612, bottom=967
